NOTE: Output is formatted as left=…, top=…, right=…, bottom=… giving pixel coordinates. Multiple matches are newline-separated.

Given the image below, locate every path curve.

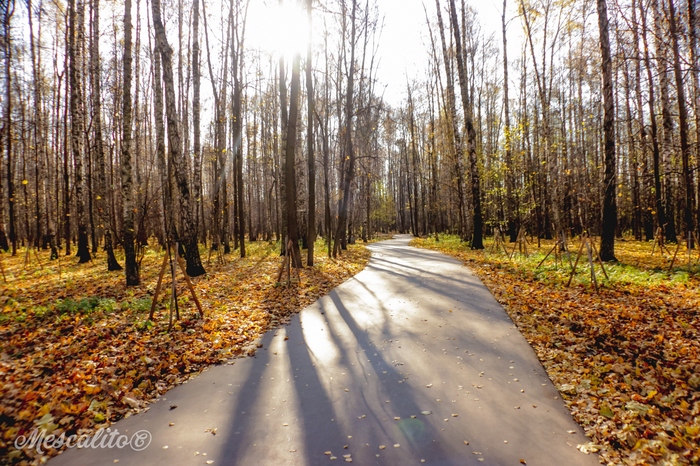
left=49, top=235, right=598, bottom=465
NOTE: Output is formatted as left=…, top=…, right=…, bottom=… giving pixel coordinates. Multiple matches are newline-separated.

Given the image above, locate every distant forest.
left=0, top=0, right=698, bottom=283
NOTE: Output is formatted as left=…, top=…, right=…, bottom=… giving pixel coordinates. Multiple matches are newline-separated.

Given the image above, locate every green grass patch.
left=412, top=234, right=698, bottom=289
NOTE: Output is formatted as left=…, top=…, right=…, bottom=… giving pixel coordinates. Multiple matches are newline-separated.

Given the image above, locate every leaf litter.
left=0, top=241, right=370, bottom=464
left=414, top=236, right=700, bottom=465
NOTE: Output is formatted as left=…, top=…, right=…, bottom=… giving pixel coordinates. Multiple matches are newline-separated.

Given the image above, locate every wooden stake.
left=669, top=240, right=682, bottom=270
left=0, top=254, right=6, bottom=283
left=510, top=228, right=529, bottom=260
left=536, top=242, right=558, bottom=269
left=33, top=248, right=44, bottom=270
left=169, top=242, right=179, bottom=329
left=149, top=249, right=170, bottom=320
left=588, top=236, right=609, bottom=280
left=277, top=246, right=289, bottom=283
left=24, top=245, right=30, bottom=269
left=277, top=239, right=302, bottom=285
left=567, top=234, right=587, bottom=287
left=176, top=255, right=204, bottom=318
left=55, top=249, right=62, bottom=277
left=150, top=240, right=205, bottom=328
left=652, top=227, right=672, bottom=255
left=585, top=240, right=599, bottom=293
left=491, top=228, right=508, bottom=255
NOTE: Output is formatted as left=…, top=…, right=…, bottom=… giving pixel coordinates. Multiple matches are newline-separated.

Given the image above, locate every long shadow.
left=218, top=330, right=276, bottom=464
left=365, top=260, right=487, bottom=306
left=370, top=250, right=470, bottom=275
left=367, top=255, right=484, bottom=288
left=285, top=302, right=346, bottom=465
left=344, top=272, right=395, bottom=339
left=326, top=290, right=465, bottom=464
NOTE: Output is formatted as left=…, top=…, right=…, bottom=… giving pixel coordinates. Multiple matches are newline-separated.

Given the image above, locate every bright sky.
left=375, top=0, right=516, bottom=105
left=245, top=0, right=522, bottom=107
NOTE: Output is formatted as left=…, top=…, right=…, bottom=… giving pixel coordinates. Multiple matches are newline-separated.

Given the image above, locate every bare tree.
left=1, top=0, right=15, bottom=252
left=121, top=0, right=138, bottom=284
left=152, top=0, right=206, bottom=276
left=448, top=0, right=484, bottom=249
left=334, top=0, right=357, bottom=257
left=68, top=0, right=90, bottom=263
left=597, top=0, right=617, bottom=261
left=667, top=0, right=694, bottom=242
left=285, top=38, right=302, bottom=267
left=306, top=0, right=316, bottom=266
left=502, top=0, right=517, bottom=241
left=91, top=0, right=121, bottom=271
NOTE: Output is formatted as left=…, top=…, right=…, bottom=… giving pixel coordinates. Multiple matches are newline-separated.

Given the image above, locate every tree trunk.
left=668, top=0, right=694, bottom=241
left=502, top=0, right=517, bottom=242
left=639, top=0, right=667, bottom=237
left=154, top=50, right=175, bottom=242
left=121, top=0, right=139, bottom=284
left=334, top=0, right=357, bottom=257
left=306, top=0, right=316, bottom=266
left=434, top=0, right=467, bottom=241
left=284, top=49, right=302, bottom=268
left=89, top=0, right=121, bottom=271
left=597, top=0, right=617, bottom=261
left=232, top=7, right=245, bottom=258
left=653, top=0, right=677, bottom=242
left=279, top=50, right=288, bottom=256
left=68, top=0, right=91, bottom=263
left=2, top=0, right=15, bottom=253
left=447, top=0, right=483, bottom=249
left=152, top=0, right=206, bottom=276
left=689, top=0, right=700, bottom=241
left=192, top=0, right=202, bottom=252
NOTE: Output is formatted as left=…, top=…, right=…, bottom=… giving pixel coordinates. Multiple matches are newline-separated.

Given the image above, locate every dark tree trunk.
left=502, top=0, right=517, bottom=242
left=192, top=0, right=202, bottom=252
left=668, top=0, right=694, bottom=241
left=306, top=0, right=315, bottom=266
left=121, top=0, right=139, bottom=284
left=447, top=0, right=483, bottom=249
left=285, top=49, right=302, bottom=268
left=68, top=0, right=91, bottom=263
left=3, top=0, right=15, bottom=254
left=334, top=0, right=357, bottom=257
left=597, top=0, right=617, bottom=261
left=90, top=0, right=121, bottom=271
left=152, top=0, right=205, bottom=277
left=434, top=0, right=467, bottom=241
left=639, top=0, right=667, bottom=237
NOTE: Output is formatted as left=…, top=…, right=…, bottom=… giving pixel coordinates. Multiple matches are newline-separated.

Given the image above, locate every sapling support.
left=206, top=235, right=227, bottom=266
left=509, top=227, right=529, bottom=260
left=651, top=227, right=672, bottom=256
left=668, top=231, right=700, bottom=270
left=567, top=233, right=609, bottom=292
left=0, top=254, right=6, bottom=283
left=537, top=234, right=570, bottom=269
left=23, top=245, right=44, bottom=271
left=277, top=238, right=302, bottom=286
left=149, top=240, right=204, bottom=328
left=490, top=227, right=509, bottom=255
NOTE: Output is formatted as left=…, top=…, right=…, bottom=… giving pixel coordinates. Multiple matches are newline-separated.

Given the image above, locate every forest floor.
left=0, top=238, right=370, bottom=465
left=412, top=235, right=700, bottom=465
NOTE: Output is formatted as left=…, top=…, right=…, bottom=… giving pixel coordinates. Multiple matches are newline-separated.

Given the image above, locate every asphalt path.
left=49, top=235, right=599, bottom=466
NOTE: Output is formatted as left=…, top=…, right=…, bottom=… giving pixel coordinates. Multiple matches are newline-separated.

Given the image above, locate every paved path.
left=50, top=235, right=598, bottom=466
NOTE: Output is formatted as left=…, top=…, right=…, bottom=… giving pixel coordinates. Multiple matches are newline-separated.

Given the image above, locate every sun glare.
left=256, top=0, right=309, bottom=60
